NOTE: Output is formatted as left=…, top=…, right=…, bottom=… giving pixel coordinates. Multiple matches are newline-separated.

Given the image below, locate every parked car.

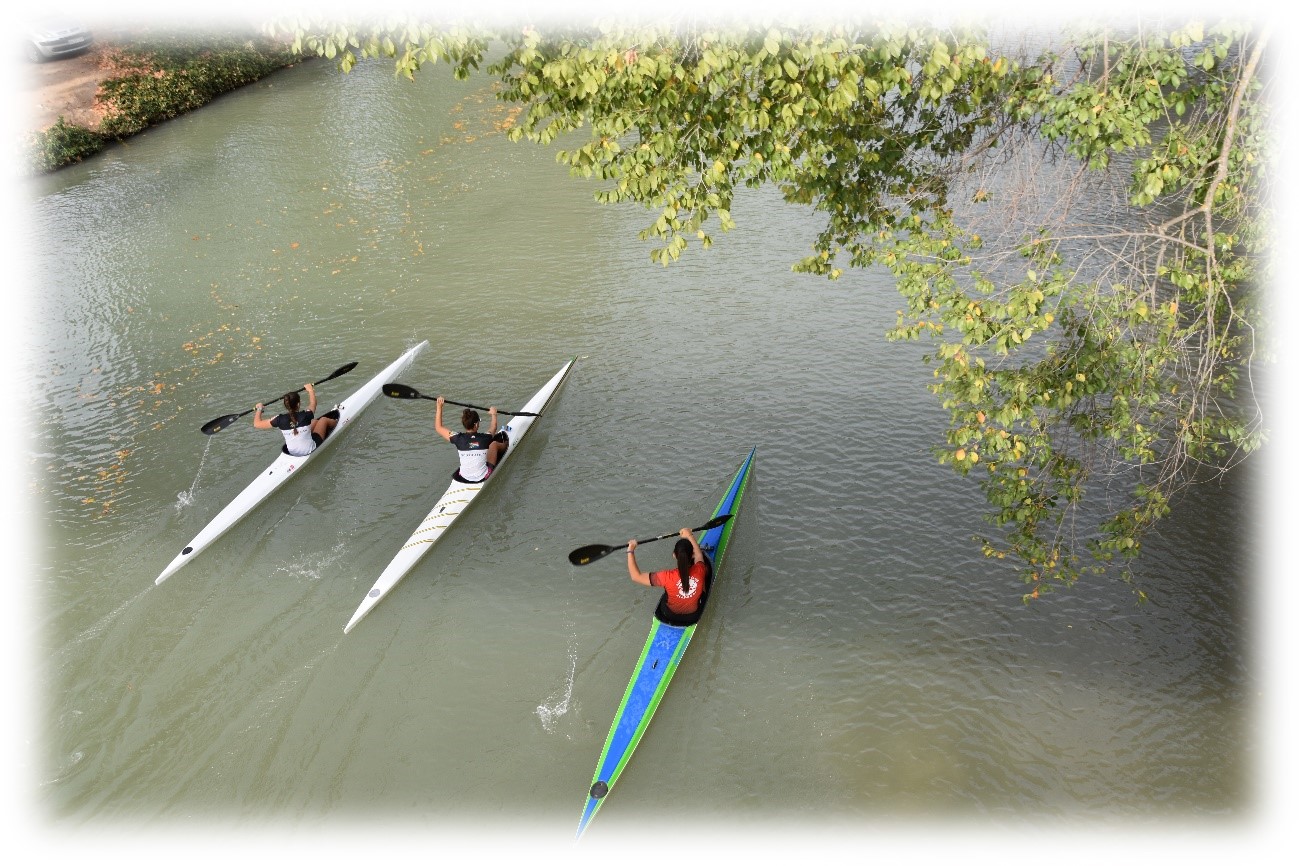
left=25, top=16, right=93, bottom=62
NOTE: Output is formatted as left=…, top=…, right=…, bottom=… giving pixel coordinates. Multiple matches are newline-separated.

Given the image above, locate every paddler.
left=253, top=383, right=338, bottom=456
left=626, top=528, right=710, bottom=618
left=435, top=396, right=509, bottom=483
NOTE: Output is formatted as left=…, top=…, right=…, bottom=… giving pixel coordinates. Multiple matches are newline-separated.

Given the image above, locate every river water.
left=15, top=56, right=1287, bottom=861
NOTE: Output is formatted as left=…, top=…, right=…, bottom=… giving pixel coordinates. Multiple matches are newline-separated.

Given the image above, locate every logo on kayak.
left=368, top=589, right=380, bottom=598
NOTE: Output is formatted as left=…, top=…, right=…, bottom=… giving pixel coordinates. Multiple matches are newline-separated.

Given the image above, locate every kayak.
left=342, top=358, right=576, bottom=633
left=155, top=341, right=429, bottom=584
left=576, top=446, right=756, bottom=838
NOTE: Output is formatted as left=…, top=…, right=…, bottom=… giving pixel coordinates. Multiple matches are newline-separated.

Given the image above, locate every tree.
left=276, top=16, right=1272, bottom=601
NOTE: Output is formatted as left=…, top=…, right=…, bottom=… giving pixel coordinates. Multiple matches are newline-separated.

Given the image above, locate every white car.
left=25, top=16, right=93, bottom=62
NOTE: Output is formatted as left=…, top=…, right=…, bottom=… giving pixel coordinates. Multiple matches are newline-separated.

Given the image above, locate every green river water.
left=13, top=54, right=1293, bottom=862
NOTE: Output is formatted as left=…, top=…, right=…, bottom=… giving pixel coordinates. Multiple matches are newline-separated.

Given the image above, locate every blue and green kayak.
left=576, top=447, right=756, bottom=838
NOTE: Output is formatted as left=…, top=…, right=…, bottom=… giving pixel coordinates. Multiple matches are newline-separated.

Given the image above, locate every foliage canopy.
left=277, top=16, right=1272, bottom=601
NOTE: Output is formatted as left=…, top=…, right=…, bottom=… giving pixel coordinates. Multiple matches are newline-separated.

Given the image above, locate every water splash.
left=271, top=540, right=348, bottom=581
left=536, top=637, right=578, bottom=735
left=175, top=437, right=214, bottom=511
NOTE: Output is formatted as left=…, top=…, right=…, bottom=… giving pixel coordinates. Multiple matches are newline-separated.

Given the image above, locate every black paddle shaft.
left=567, top=514, right=733, bottom=566
left=200, top=361, right=358, bottom=435
left=382, top=383, right=539, bottom=416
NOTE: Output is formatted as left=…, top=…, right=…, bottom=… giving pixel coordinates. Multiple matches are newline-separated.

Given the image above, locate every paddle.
left=199, top=362, right=358, bottom=435
left=382, top=383, right=540, bottom=416
left=568, top=514, right=734, bottom=566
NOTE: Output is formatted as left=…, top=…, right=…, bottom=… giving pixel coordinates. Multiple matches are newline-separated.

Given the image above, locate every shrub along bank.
left=29, top=31, right=303, bottom=173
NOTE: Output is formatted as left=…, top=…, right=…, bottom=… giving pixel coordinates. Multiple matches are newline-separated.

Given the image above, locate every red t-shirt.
left=649, top=561, right=708, bottom=615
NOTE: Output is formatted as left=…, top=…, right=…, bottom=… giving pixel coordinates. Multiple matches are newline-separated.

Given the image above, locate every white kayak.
left=343, top=358, right=576, bottom=633
left=155, top=341, right=429, bottom=584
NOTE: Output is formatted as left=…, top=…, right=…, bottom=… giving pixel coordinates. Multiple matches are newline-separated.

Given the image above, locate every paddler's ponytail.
left=282, top=391, right=301, bottom=428
left=673, top=538, right=693, bottom=594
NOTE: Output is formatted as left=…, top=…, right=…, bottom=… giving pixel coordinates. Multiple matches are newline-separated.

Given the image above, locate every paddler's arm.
left=627, top=539, right=652, bottom=586
left=487, top=407, right=498, bottom=435
left=251, top=404, right=273, bottom=430
left=303, top=382, right=317, bottom=414
left=433, top=396, right=453, bottom=441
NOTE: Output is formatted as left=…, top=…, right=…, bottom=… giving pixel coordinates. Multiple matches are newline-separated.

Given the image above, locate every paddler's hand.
left=436, top=396, right=445, bottom=408
left=679, top=528, right=693, bottom=539
left=627, top=539, right=638, bottom=552
left=305, top=383, right=315, bottom=396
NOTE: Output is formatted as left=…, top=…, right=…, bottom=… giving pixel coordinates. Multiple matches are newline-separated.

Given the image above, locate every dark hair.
left=282, top=391, right=301, bottom=428
left=462, top=408, right=479, bottom=430
left=673, top=538, right=693, bottom=594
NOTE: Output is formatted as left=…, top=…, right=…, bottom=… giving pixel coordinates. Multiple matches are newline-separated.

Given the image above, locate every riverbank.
left=21, top=29, right=303, bottom=173
left=24, top=44, right=110, bottom=135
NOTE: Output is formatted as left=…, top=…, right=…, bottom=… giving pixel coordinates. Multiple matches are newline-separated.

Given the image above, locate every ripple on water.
left=30, top=58, right=1255, bottom=825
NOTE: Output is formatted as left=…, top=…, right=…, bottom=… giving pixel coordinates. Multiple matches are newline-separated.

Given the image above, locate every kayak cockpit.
left=652, top=553, right=714, bottom=627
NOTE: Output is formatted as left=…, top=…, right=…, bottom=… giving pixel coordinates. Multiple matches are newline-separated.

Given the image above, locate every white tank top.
left=273, top=411, right=316, bottom=457
left=449, top=431, right=493, bottom=482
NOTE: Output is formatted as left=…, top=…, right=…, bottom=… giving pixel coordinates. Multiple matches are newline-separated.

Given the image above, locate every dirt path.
left=22, top=46, right=113, bottom=136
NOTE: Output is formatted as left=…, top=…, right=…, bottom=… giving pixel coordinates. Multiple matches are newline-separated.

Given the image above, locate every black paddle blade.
left=567, top=514, right=734, bottom=566
left=200, top=414, right=241, bottom=435
left=569, top=544, right=616, bottom=566
left=383, top=383, right=425, bottom=399
left=700, top=513, right=733, bottom=531
left=200, top=361, right=356, bottom=435
left=321, top=361, right=359, bottom=383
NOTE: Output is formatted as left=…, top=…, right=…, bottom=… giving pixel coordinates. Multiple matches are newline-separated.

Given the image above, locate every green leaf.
left=283, top=20, right=1269, bottom=603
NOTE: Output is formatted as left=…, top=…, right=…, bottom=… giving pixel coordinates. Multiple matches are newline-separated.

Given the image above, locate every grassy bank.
left=28, top=30, right=303, bottom=174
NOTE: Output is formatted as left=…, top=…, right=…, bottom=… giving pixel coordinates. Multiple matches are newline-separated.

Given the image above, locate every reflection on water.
left=26, top=56, right=1258, bottom=848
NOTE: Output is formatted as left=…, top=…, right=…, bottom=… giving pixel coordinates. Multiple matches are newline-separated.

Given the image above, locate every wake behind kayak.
left=155, top=341, right=429, bottom=584
left=342, top=358, right=576, bottom=633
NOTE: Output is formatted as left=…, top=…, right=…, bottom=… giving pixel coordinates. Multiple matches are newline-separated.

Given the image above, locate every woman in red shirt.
left=626, top=527, right=709, bottom=618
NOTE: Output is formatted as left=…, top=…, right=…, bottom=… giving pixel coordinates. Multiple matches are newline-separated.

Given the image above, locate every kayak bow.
left=343, top=358, right=576, bottom=633
left=156, top=341, right=429, bottom=584
left=576, top=447, right=756, bottom=838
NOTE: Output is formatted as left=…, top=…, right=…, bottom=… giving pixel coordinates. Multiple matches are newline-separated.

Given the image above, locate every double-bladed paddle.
left=199, top=362, right=358, bottom=435
left=568, top=514, right=734, bottom=566
left=382, top=383, right=539, bottom=417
